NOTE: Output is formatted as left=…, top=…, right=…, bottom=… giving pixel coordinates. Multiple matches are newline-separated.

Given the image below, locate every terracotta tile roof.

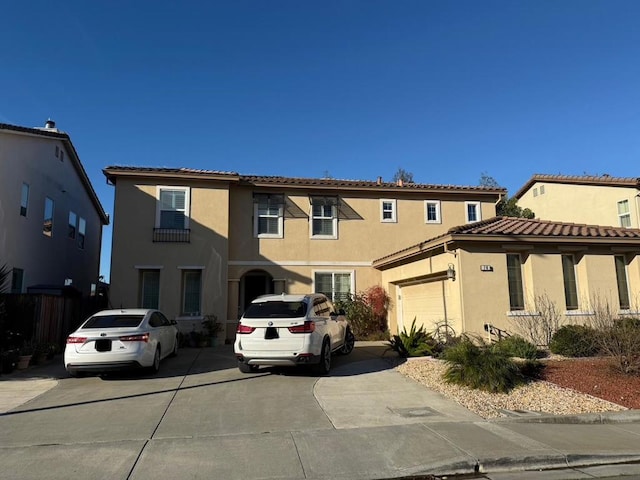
left=373, top=216, right=640, bottom=268
left=514, top=174, right=640, bottom=199
left=449, top=216, right=640, bottom=238
left=103, top=166, right=506, bottom=193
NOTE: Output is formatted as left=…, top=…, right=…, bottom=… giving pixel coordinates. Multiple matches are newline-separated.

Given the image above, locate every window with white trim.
left=157, top=186, right=190, bottom=229
left=618, top=200, right=631, bottom=228
left=561, top=255, right=579, bottom=310
left=425, top=200, right=441, bottom=223
left=254, top=194, right=284, bottom=238
left=43, top=197, right=54, bottom=236
left=380, top=199, right=397, bottom=223
left=68, top=211, right=77, bottom=239
left=20, top=183, right=29, bottom=217
left=506, top=254, right=525, bottom=311
left=78, top=217, right=86, bottom=249
left=615, top=255, right=630, bottom=310
left=139, top=269, right=160, bottom=309
left=182, top=269, right=202, bottom=315
left=310, top=197, right=338, bottom=238
left=465, top=201, right=481, bottom=223
left=314, top=271, right=352, bottom=302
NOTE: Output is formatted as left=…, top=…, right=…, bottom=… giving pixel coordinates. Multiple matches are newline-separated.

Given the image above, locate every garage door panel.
left=401, top=282, right=445, bottom=332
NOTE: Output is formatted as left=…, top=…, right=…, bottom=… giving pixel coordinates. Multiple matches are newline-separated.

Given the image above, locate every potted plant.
left=202, top=315, right=223, bottom=347
left=17, top=341, right=35, bottom=369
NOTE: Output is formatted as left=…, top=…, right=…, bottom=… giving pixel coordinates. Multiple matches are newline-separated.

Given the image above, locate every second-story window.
left=310, top=196, right=338, bottom=239
left=618, top=200, right=631, bottom=228
left=157, top=187, right=190, bottom=229
left=465, top=201, right=481, bottom=223
left=78, top=217, right=86, bottom=249
left=380, top=199, right=397, bottom=223
left=43, top=197, right=54, bottom=236
left=68, top=211, right=77, bottom=239
left=425, top=200, right=441, bottom=224
left=254, top=194, right=284, bottom=238
left=20, top=183, right=29, bottom=217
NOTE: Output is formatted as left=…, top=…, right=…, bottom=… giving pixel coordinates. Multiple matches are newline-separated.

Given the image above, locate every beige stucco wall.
left=379, top=244, right=640, bottom=342
left=0, top=131, right=103, bottom=295
left=519, top=182, right=640, bottom=228
left=109, top=179, right=230, bottom=333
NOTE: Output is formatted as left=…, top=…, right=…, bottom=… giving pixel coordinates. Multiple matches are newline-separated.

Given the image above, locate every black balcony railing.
left=153, top=228, right=191, bottom=243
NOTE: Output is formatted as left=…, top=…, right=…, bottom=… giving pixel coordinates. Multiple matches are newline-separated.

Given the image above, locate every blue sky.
left=2, top=1, right=639, bottom=282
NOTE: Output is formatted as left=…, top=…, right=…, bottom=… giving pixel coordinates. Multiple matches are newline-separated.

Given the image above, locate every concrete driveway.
left=0, top=343, right=409, bottom=479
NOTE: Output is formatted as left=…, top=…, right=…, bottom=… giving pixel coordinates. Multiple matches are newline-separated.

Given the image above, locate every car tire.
left=238, top=361, right=259, bottom=373
left=150, top=347, right=161, bottom=374
left=170, top=335, right=179, bottom=357
left=313, top=338, right=331, bottom=375
left=338, top=328, right=355, bottom=356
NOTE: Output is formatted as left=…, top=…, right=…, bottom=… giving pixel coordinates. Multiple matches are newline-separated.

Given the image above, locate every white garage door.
left=400, top=282, right=446, bottom=333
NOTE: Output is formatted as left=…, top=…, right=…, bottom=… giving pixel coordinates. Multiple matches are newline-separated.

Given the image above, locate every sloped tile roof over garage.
left=373, top=216, right=640, bottom=269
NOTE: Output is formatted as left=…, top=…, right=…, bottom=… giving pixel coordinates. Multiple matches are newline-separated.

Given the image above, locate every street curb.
left=492, top=409, right=640, bottom=424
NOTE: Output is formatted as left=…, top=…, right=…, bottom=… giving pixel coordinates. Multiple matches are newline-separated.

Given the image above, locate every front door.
left=241, top=271, right=274, bottom=314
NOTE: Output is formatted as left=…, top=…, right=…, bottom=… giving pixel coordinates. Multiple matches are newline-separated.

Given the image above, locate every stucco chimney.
left=44, top=119, right=56, bottom=129
left=376, top=176, right=382, bottom=185
left=397, top=178, right=404, bottom=187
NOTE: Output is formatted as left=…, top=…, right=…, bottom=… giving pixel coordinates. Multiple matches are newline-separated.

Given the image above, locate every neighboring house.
left=103, top=166, right=505, bottom=339
left=515, top=174, right=640, bottom=228
left=374, top=216, right=640, bottom=341
left=0, top=120, right=109, bottom=297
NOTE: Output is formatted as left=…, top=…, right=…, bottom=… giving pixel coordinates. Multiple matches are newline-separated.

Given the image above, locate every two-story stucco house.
left=103, top=166, right=505, bottom=340
left=515, top=174, right=640, bottom=228
left=0, top=121, right=109, bottom=296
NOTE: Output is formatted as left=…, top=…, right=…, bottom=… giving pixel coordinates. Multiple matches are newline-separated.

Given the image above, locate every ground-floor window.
left=139, top=269, right=160, bottom=309
left=506, top=254, right=524, bottom=311
left=561, top=255, right=579, bottom=310
left=314, top=271, right=352, bottom=302
left=615, top=255, right=630, bottom=310
left=182, top=269, right=202, bottom=315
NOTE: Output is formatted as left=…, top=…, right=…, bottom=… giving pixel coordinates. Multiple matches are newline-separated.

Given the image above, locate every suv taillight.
left=119, top=333, right=149, bottom=342
left=236, top=324, right=256, bottom=334
left=288, top=321, right=315, bottom=334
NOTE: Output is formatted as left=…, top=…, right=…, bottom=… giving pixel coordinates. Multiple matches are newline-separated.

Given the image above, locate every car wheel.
left=150, top=347, right=161, bottom=374
left=338, top=328, right=355, bottom=356
left=170, top=335, right=179, bottom=357
left=313, top=338, right=331, bottom=375
left=238, top=361, right=259, bottom=373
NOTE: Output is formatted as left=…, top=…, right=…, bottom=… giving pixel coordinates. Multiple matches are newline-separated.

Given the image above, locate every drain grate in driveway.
left=390, top=406, right=436, bottom=418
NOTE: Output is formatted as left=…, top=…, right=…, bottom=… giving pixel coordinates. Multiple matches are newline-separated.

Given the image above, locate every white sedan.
left=64, top=309, right=179, bottom=376
left=234, top=293, right=355, bottom=374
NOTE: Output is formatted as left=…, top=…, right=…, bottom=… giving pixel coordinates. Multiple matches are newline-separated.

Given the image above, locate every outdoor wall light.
left=446, top=264, right=456, bottom=281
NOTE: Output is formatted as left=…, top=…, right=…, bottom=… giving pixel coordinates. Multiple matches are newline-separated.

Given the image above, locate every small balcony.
left=153, top=228, right=191, bottom=243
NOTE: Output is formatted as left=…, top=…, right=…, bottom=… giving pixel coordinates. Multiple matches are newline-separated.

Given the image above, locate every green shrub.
left=442, top=336, right=525, bottom=393
left=491, top=335, right=539, bottom=360
left=549, top=325, right=599, bottom=357
left=387, top=319, right=437, bottom=358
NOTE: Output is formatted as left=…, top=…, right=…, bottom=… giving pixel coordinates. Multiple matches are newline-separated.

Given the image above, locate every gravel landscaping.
left=396, top=357, right=630, bottom=419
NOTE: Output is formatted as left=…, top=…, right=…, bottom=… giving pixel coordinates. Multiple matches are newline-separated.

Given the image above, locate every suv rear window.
left=82, top=315, right=144, bottom=329
left=243, top=301, right=307, bottom=318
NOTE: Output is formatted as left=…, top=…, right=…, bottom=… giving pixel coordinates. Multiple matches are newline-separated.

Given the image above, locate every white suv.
left=234, top=293, right=355, bottom=374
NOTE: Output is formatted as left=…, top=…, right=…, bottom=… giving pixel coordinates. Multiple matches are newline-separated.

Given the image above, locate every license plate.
left=264, top=327, right=279, bottom=340
left=95, top=339, right=112, bottom=352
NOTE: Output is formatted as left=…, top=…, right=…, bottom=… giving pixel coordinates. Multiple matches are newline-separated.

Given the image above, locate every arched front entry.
left=240, top=270, right=274, bottom=314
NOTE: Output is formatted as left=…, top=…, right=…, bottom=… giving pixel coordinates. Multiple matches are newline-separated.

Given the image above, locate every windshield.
left=243, top=301, right=307, bottom=318
left=82, top=315, right=144, bottom=329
